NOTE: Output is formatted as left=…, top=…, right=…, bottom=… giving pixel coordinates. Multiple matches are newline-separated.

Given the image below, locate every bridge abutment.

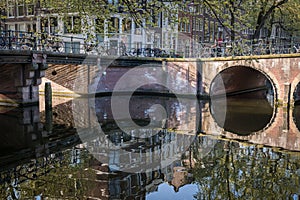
left=0, top=52, right=47, bottom=106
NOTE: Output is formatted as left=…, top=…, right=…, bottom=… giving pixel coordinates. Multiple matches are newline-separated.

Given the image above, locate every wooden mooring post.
left=45, top=82, right=53, bottom=132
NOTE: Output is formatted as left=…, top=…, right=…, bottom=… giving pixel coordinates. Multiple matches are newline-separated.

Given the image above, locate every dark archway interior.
left=293, top=82, right=300, bottom=105
left=210, top=66, right=273, bottom=99
left=293, top=105, right=300, bottom=132
left=293, top=82, right=300, bottom=131
left=209, top=66, right=275, bottom=136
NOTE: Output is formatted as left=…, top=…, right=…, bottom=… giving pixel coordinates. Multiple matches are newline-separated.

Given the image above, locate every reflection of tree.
left=0, top=149, right=98, bottom=199
left=192, top=136, right=300, bottom=199
left=0, top=146, right=164, bottom=199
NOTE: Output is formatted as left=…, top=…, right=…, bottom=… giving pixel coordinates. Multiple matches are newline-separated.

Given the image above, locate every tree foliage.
left=2, top=0, right=300, bottom=42
left=182, top=0, right=300, bottom=41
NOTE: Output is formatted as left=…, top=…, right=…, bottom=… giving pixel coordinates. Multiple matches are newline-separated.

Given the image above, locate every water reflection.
left=192, top=136, right=300, bottom=199
left=210, top=97, right=274, bottom=135
left=71, top=95, right=199, bottom=173
left=0, top=96, right=299, bottom=199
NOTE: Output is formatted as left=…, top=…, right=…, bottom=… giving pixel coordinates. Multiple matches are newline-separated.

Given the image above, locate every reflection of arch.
left=209, top=65, right=276, bottom=136
left=210, top=97, right=275, bottom=136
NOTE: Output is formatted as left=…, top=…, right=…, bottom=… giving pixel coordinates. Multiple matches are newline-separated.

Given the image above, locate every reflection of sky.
left=146, top=183, right=199, bottom=200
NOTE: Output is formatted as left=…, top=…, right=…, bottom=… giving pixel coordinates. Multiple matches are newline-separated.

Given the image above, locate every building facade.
left=1, top=0, right=295, bottom=57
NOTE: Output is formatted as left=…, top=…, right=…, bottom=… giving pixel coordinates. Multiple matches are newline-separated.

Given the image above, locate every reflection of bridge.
left=1, top=93, right=300, bottom=198
left=0, top=105, right=81, bottom=174
left=0, top=96, right=198, bottom=199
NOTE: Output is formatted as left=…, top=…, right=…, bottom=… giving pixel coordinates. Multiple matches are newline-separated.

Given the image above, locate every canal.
left=0, top=94, right=300, bottom=199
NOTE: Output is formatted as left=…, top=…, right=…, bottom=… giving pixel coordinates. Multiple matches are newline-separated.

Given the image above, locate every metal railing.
left=1, top=30, right=299, bottom=58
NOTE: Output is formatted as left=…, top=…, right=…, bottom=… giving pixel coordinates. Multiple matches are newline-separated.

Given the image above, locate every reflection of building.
left=85, top=155, right=193, bottom=200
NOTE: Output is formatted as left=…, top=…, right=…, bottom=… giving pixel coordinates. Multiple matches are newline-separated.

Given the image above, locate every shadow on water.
left=0, top=104, right=80, bottom=170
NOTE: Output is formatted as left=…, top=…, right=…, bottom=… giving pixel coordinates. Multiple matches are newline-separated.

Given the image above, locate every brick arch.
left=290, top=73, right=300, bottom=133
left=208, top=60, right=279, bottom=136
left=209, top=60, right=280, bottom=103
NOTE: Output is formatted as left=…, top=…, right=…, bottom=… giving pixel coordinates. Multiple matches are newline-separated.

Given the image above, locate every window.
left=64, top=16, right=81, bottom=34
left=27, top=4, right=34, bottom=16
left=26, top=24, right=33, bottom=32
left=41, top=18, right=48, bottom=32
left=73, top=17, right=81, bottom=34
left=146, top=32, right=152, bottom=43
left=122, top=18, right=131, bottom=33
left=17, top=0, right=25, bottom=17
left=135, top=22, right=142, bottom=35
left=95, top=18, right=105, bottom=34
left=7, top=0, right=15, bottom=17
left=108, top=0, right=118, bottom=4
left=209, top=21, right=215, bottom=42
left=8, top=6, right=15, bottom=17
left=192, top=18, right=196, bottom=31
left=8, top=24, right=15, bottom=31
left=199, top=19, right=203, bottom=31
left=108, top=17, right=119, bottom=34
left=49, top=17, right=58, bottom=34
left=18, top=23, right=25, bottom=31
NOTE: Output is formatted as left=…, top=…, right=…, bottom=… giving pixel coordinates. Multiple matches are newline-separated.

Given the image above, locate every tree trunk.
left=230, top=0, right=235, bottom=41
left=252, top=0, right=288, bottom=40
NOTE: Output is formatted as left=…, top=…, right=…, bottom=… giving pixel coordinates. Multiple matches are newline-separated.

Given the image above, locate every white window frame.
left=7, top=0, right=15, bottom=18
left=26, top=4, right=35, bottom=16
left=17, top=0, right=25, bottom=17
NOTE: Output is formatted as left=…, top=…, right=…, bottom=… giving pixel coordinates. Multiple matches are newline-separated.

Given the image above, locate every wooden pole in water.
left=45, top=82, right=53, bottom=132
left=45, top=82, right=52, bottom=108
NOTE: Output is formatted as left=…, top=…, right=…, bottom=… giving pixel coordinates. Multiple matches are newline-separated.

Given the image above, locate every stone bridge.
left=1, top=50, right=300, bottom=151
left=39, top=53, right=300, bottom=105
left=1, top=50, right=300, bottom=106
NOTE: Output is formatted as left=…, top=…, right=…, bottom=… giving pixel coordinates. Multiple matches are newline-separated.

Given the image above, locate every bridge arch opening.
left=209, top=66, right=276, bottom=136
left=293, top=105, right=300, bottom=132
left=293, top=82, right=300, bottom=105
left=292, top=82, right=300, bottom=131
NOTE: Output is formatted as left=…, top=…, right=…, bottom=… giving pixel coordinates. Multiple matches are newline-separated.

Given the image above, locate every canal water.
left=0, top=95, right=300, bottom=199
